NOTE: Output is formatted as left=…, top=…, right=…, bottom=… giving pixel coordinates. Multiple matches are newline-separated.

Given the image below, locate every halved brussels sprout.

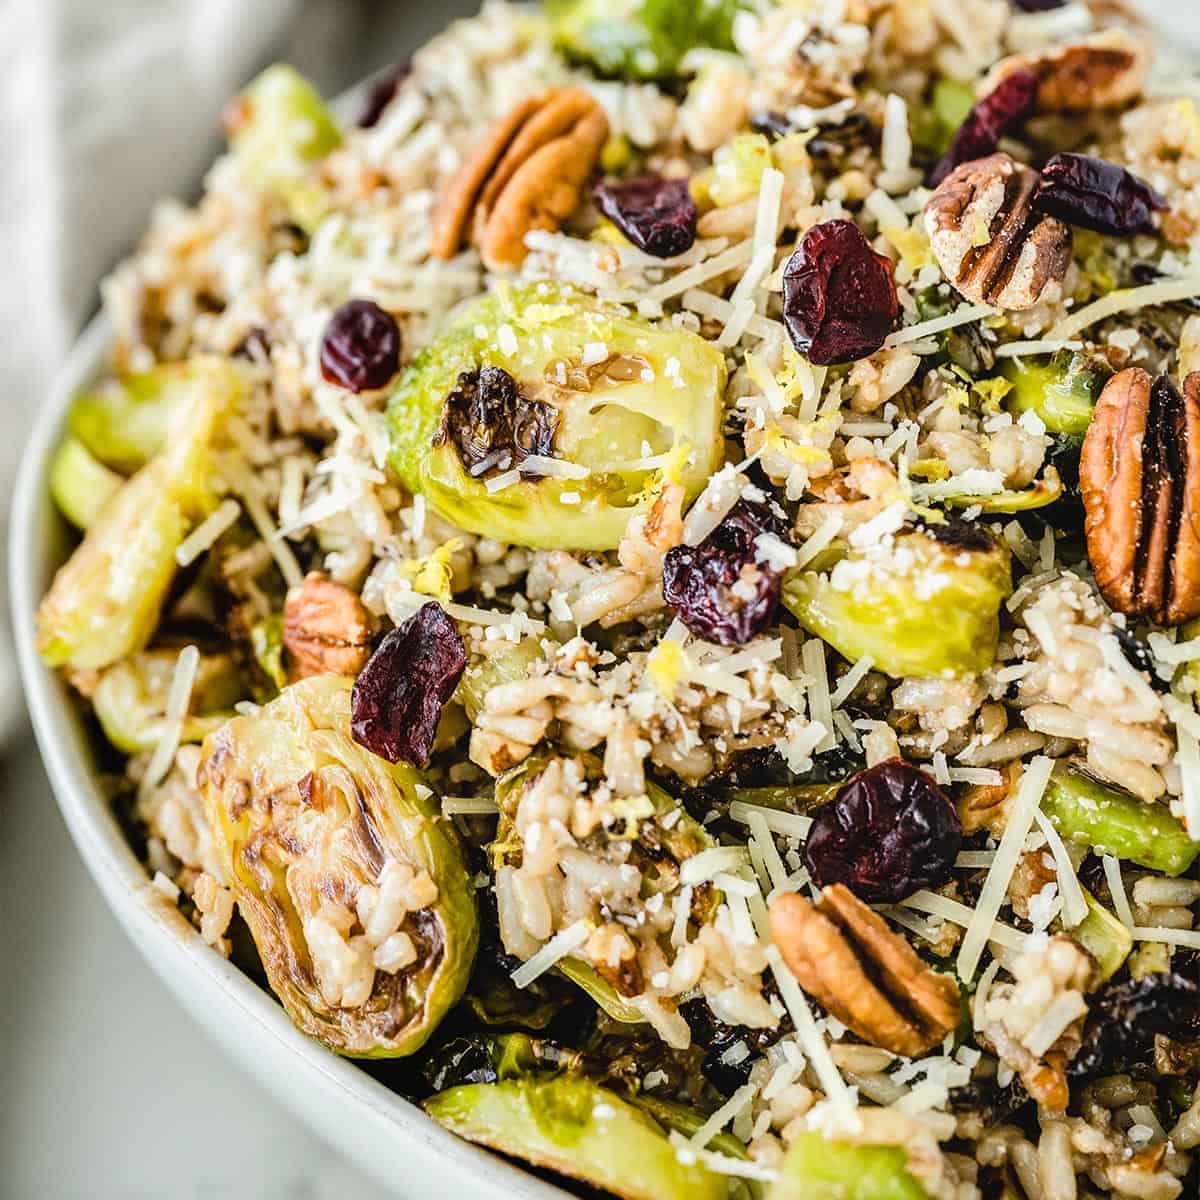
left=49, top=436, right=122, bottom=529
left=942, top=468, right=1063, bottom=515
left=37, top=360, right=239, bottom=670
left=457, top=636, right=553, bottom=723
left=1001, top=352, right=1111, bottom=437
left=1041, top=762, right=1199, bottom=877
left=546, top=0, right=743, bottom=81
left=556, top=958, right=646, bottom=1024
left=93, top=648, right=243, bottom=754
left=226, top=64, right=341, bottom=232
left=769, top=1133, right=929, bottom=1200
left=1072, top=889, right=1132, bottom=982
left=782, top=523, right=1012, bottom=679
left=198, top=675, right=478, bottom=1057
left=68, top=363, right=194, bottom=472
left=386, top=285, right=726, bottom=551
left=425, top=1076, right=728, bottom=1200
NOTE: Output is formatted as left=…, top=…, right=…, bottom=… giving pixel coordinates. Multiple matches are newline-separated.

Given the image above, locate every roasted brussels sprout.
left=226, top=64, right=341, bottom=232
left=1073, top=889, right=1133, bottom=981
left=457, top=636, right=552, bottom=723
left=1041, top=762, right=1199, bottom=877
left=68, top=363, right=194, bottom=472
left=546, top=0, right=743, bottom=81
left=198, top=675, right=479, bottom=1057
left=1002, top=351, right=1111, bottom=437
left=93, top=648, right=243, bottom=754
left=942, top=469, right=1063, bottom=515
left=424, top=1076, right=728, bottom=1200
left=769, top=1133, right=929, bottom=1200
left=37, top=360, right=239, bottom=670
left=386, top=286, right=726, bottom=551
left=49, top=436, right=122, bottom=530
left=782, top=522, right=1012, bottom=679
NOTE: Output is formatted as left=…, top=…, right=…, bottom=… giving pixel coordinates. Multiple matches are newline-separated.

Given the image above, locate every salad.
left=35, top=1, right=1200, bottom=1197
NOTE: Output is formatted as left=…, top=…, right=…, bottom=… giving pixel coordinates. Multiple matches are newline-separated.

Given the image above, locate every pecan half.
left=1081, top=368, right=1200, bottom=626
left=431, top=88, right=608, bottom=271
left=924, top=153, right=1072, bottom=311
left=991, top=29, right=1149, bottom=112
left=283, top=572, right=372, bottom=679
left=769, top=884, right=961, bottom=1057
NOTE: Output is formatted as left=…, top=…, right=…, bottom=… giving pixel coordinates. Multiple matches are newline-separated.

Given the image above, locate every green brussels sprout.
left=457, top=636, right=553, bottom=722
left=556, top=958, right=645, bottom=1023
left=1001, top=351, right=1112, bottom=437
left=782, top=523, right=1012, bottom=680
left=68, top=363, right=196, bottom=472
left=49, top=436, right=122, bottom=529
left=386, top=285, right=726, bottom=552
left=941, top=468, right=1064, bottom=515
left=729, top=784, right=843, bottom=814
left=769, top=1133, right=929, bottom=1200
left=1041, top=762, right=1199, bottom=877
left=424, top=1076, right=728, bottom=1200
left=92, top=648, right=244, bottom=754
left=249, top=613, right=288, bottom=697
left=226, top=64, right=341, bottom=232
left=546, top=0, right=743, bottom=81
left=198, top=675, right=479, bottom=1057
left=37, top=360, right=239, bottom=671
left=1072, top=889, right=1132, bottom=982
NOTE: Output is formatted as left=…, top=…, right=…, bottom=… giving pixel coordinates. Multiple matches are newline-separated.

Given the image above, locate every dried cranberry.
left=662, top=497, right=791, bottom=646
left=804, top=760, right=963, bottom=903
left=929, top=68, right=1039, bottom=187
left=781, top=220, right=899, bottom=365
left=350, top=602, right=466, bottom=767
left=320, top=300, right=402, bottom=393
left=594, top=177, right=697, bottom=258
left=436, top=366, right=559, bottom=478
left=357, top=63, right=411, bottom=129
left=1069, top=973, right=1200, bottom=1078
left=1032, top=153, right=1168, bottom=236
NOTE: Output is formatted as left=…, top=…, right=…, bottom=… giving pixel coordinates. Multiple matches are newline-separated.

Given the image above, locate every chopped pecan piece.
left=991, top=29, right=1150, bottom=112
left=769, top=884, right=961, bottom=1057
left=431, top=88, right=608, bottom=271
left=283, top=572, right=372, bottom=679
left=924, top=153, right=1072, bottom=311
left=1081, top=368, right=1200, bottom=626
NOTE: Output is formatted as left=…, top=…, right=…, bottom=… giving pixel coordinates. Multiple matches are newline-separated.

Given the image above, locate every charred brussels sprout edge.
left=199, top=675, right=479, bottom=1058
left=386, top=285, right=726, bottom=551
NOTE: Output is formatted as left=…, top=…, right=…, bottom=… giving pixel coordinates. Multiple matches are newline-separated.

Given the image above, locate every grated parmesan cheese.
left=972, top=958, right=1002, bottom=1033
left=793, top=513, right=843, bottom=571
left=884, top=303, right=996, bottom=348
left=830, top=656, right=874, bottom=710
left=441, top=796, right=500, bottom=816
left=484, top=468, right=521, bottom=494
left=519, top=455, right=590, bottom=479
left=802, top=638, right=836, bottom=754
left=957, top=755, right=1054, bottom=979
left=1102, top=855, right=1134, bottom=928
left=729, top=800, right=813, bottom=841
left=680, top=845, right=751, bottom=886
left=650, top=242, right=755, bottom=302
left=1047, top=273, right=1200, bottom=343
left=747, top=811, right=790, bottom=894
left=138, top=645, right=200, bottom=801
left=903, top=890, right=1028, bottom=954
left=510, top=921, right=590, bottom=989
left=688, top=1083, right=757, bottom=1149
left=766, top=945, right=861, bottom=1130
left=175, top=499, right=241, bottom=567
left=224, top=461, right=304, bottom=588
left=993, top=339, right=1083, bottom=358
left=1131, top=926, right=1200, bottom=950
left=1022, top=992, right=1088, bottom=1058
left=1033, top=809, right=1088, bottom=928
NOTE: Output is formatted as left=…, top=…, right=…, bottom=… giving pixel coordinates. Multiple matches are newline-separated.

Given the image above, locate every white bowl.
left=9, top=313, right=565, bottom=1200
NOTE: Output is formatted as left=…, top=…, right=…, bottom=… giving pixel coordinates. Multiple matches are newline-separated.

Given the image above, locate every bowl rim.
left=8, top=311, right=568, bottom=1200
